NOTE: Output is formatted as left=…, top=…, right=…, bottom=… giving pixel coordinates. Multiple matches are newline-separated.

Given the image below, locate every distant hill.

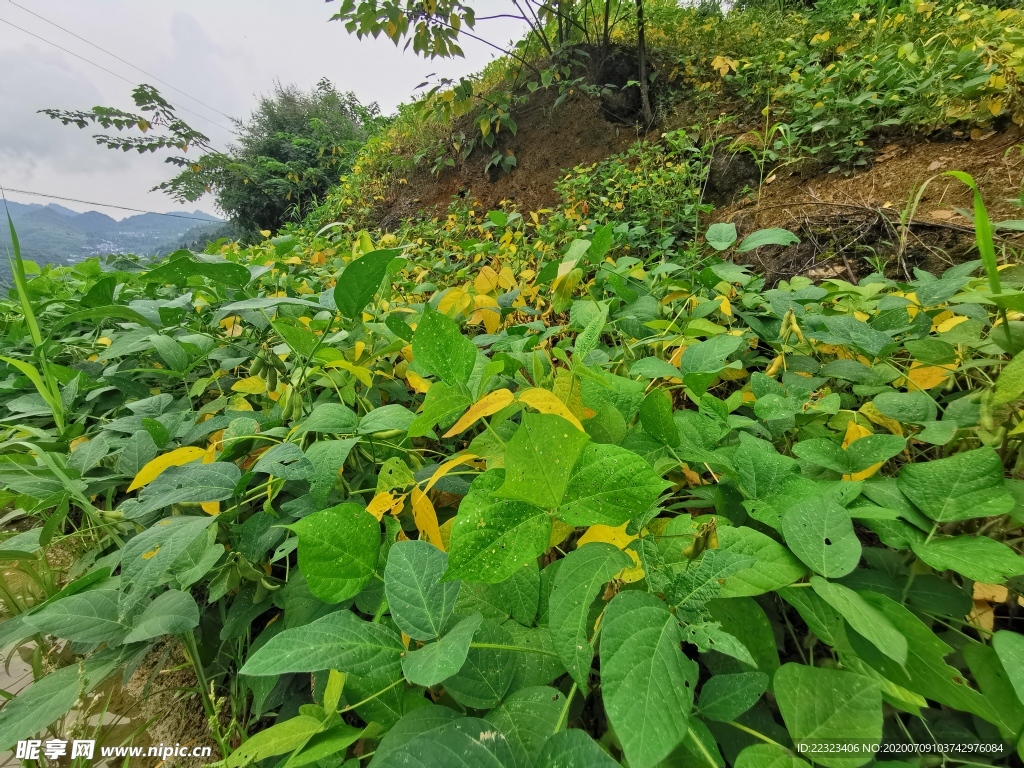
left=0, top=201, right=229, bottom=280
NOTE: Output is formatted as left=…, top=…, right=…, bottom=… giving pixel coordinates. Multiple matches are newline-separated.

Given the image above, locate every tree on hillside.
left=42, top=79, right=387, bottom=238
left=329, top=0, right=655, bottom=133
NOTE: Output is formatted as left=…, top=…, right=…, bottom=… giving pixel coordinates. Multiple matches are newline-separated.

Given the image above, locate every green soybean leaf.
left=412, top=305, right=478, bottom=386
left=911, top=535, right=1024, bottom=583
left=993, top=631, right=1024, bottom=706
left=299, top=403, right=359, bottom=434
left=334, top=248, right=402, bottom=318
left=601, top=590, right=698, bottom=768
left=548, top=542, right=632, bottom=688
left=505, top=561, right=541, bottom=625
left=24, top=589, right=124, bottom=644
left=780, top=583, right=844, bottom=643
left=995, top=351, right=1024, bottom=404
left=708, top=598, right=778, bottom=675
left=640, top=388, right=678, bottom=445
left=717, top=526, right=807, bottom=597
left=123, top=589, right=200, bottom=643
left=499, top=413, right=589, bottom=510
left=774, top=664, right=882, bottom=768
left=370, top=717, right=516, bottom=768
left=872, top=391, right=936, bottom=424
left=241, top=610, right=403, bottom=676
left=697, top=671, right=769, bottom=722
left=446, top=470, right=551, bottom=584
left=408, top=381, right=473, bottom=438
left=119, top=515, right=216, bottom=620
left=538, top=729, right=619, bottom=767
left=304, top=438, right=359, bottom=505
left=401, top=614, right=482, bottom=687
left=838, top=434, right=906, bottom=472
left=734, top=744, right=811, bottom=768
left=143, top=252, right=251, bottom=287
left=281, top=723, right=365, bottom=768
left=369, top=706, right=462, bottom=766
left=630, top=357, right=683, bottom=379
left=557, top=443, right=669, bottom=526
left=0, top=648, right=127, bottom=752
left=898, top=447, right=1013, bottom=522
left=358, top=404, right=417, bottom=435
left=809, top=577, right=907, bottom=664
left=848, top=593, right=1006, bottom=730
left=223, top=715, right=325, bottom=767
left=782, top=494, right=861, bottom=578
left=149, top=334, right=188, bottom=372
left=736, top=228, right=799, bottom=252
left=706, top=222, right=738, bottom=251
left=252, top=442, right=313, bottom=480
left=127, top=461, right=241, bottom=520
left=385, top=539, right=460, bottom=641
left=288, top=503, right=380, bottom=603
left=484, top=686, right=566, bottom=768
left=443, top=618, right=515, bottom=709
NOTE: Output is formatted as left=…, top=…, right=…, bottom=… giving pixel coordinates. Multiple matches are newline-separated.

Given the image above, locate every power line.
left=0, top=17, right=237, bottom=137
left=7, top=0, right=239, bottom=126
left=2, top=187, right=223, bottom=223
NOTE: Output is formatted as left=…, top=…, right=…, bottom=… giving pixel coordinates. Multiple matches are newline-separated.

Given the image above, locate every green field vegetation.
left=4, top=0, right=1024, bottom=766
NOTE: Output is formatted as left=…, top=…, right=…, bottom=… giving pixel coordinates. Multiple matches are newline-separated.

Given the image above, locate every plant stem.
left=727, top=720, right=785, bottom=749
left=555, top=682, right=577, bottom=731
left=180, top=631, right=229, bottom=759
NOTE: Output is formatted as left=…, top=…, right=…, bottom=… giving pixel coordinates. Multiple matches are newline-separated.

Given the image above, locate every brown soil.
left=722, top=125, right=1024, bottom=229
left=379, top=88, right=648, bottom=228
left=713, top=127, right=1024, bottom=283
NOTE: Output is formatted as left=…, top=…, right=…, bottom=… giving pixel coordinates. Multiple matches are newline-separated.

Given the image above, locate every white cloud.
left=1, top=0, right=526, bottom=218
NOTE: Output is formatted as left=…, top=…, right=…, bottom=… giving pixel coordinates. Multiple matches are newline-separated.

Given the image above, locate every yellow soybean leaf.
left=424, top=453, right=481, bottom=493
left=367, top=491, right=406, bottom=521
left=411, top=488, right=445, bottom=551
left=577, top=523, right=644, bottom=583
left=439, top=517, right=455, bottom=551
left=443, top=389, right=514, bottom=437
left=475, top=266, right=500, bottom=294
left=841, top=421, right=872, bottom=449
left=497, top=266, right=517, bottom=289
left=936, top=314, right=968, bottom=333
left=549, top=519, right=574, bottom=548
left=717, top=296, right=733, bottom=317
left=439, top=288, right=471, bottom=317
left=516, top=388, right=585, bottom=432
left=841, top=421, right=883, bottom=481
left=201, top=444, right=220, bottom=515
left=406, top=369, right=432, bottom=394
left=232, top=376, right=267, bottom=395
left=324, top=359, right=373, bottom=387
left=905, top=361, right=955, bottom=391
left=128, top=447, right=207, bottom=492
left=469, top=294, right=502, bottom=334
left=859, top=402, right=904, bottom=437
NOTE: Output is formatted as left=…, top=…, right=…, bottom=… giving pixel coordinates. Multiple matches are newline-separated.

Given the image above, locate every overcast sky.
left=0, top=0, right=526, bottom=219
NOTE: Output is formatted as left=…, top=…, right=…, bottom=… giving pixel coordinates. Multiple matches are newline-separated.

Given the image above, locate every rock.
left=703, top=153, right=761, bottom=206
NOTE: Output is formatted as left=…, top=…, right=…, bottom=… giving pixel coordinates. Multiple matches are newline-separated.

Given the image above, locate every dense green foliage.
left=44, top=79, right=386, bottom=237
left=5, top=0, right=1024, bottom=765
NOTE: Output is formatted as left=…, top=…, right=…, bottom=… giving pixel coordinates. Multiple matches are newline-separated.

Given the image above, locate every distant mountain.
left=0, top=201, right=228, bottom=280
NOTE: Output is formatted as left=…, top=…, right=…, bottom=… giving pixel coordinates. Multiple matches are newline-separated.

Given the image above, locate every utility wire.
left=2, top=187, right=222, bottom=222
left=7, top=0, right=239, bottom=126
left=0, top=17, right=237, bottom=137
